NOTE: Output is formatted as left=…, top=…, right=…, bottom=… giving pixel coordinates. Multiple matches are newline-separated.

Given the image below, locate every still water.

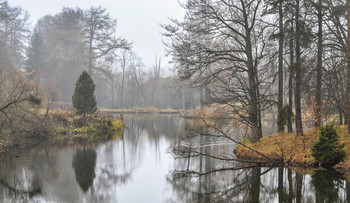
left=0, top=115, right=349, bottom=202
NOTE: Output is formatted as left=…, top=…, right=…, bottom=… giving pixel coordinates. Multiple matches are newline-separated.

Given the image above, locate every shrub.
left=277, top=105, right=294, bottom=130
left=311, top=125, right=346, bottom=168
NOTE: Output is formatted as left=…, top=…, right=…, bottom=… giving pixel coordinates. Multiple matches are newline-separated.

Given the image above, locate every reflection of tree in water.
left=168, top=118, right=350, bottom=202
left=311, top=170, right=345, bottom=203
left=168, top=147, right=350, bottom=203
left=0, top=148, right=60, bottom=202
left=167, top=118, right=264, bottom=202
left=72, top=147, right=97, bottom=193
left=167, top=161, right=271, bottom=202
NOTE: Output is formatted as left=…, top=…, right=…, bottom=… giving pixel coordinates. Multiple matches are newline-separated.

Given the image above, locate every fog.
left=0, top=2, right=201, bottom=110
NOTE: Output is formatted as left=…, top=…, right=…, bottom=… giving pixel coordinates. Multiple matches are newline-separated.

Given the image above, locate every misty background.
left=1, top=1, right=202, bottom=110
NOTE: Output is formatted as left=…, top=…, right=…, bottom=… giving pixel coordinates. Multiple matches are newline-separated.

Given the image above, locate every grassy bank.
left=51, top=110, right=124, bottom=145
left=0, top=110, right=124, bottom=156
left=235, top=126, right=350, bottom=169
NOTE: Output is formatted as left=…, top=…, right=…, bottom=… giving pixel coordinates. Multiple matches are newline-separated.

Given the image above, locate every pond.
left=0, top=115, right=349, bottom=202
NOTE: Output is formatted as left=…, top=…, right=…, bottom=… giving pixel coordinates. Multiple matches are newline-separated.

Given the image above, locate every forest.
left=1, top=0, right=350, bottom=144
left=0, top=1, right=202, bottom=137
left=163, top=0, right=350, bottom=143
left=2, top=0, right=350, bottom=201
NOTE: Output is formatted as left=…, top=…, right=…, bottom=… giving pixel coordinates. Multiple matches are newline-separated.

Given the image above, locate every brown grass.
left=236, top=126, right=350, bottom=169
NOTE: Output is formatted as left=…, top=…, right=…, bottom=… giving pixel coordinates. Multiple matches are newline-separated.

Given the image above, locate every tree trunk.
left=339, top=104, right=344, bottom=125
left=346, top=181, right=350, bottom=203
left=288, top=14, right=294, bottom=133
left=278, top=168, right=285, bottom=202
left=315, top=0, right=323, bottom=127
left=242, top=2, right=262, bottom=142
left=199, top=87, right=204, bottom=107
left=88, top=35, right=93, bottom=75
left=295, top=0, right=303, bottom=136
left=288, top=168, right=293, bottom=202
left=111, top=79, right=115, bottom=108
left=296, top=172, right=303, bottom=203
left=248, top=168, right=261, bottom=203
left=247, top=38, right=261, bottom=142
left=347, top=0, right=350, bottom=134
left=256, top=75, right=263, bottom=138
left=278, top=1, right=284, bottom=132
left=120, top=55, right=125, bottom=107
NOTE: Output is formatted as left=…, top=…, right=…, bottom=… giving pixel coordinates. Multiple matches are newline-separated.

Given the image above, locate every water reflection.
left=72, top=147, right=97, bottom=193
left=311, top=170, right=345, bottom=203
left=167, top=163, right=350, bottom=203
left=168, top=118, right=350, bottom=202
left=0, top=149, right=57, bottom=202
left=0, top=115, right=349, bottom=202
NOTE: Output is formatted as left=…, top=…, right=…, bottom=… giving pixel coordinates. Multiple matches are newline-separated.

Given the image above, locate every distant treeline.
left=0, top=0, right=201, bottom=110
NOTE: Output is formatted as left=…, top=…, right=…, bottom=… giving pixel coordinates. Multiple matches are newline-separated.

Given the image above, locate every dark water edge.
left=0, top=115, right=349, bottom=202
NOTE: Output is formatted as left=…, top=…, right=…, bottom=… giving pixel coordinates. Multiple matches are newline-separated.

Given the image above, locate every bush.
left=311, top=125, right=346, bottom=168
left=277, top=105, right=294, bottom=130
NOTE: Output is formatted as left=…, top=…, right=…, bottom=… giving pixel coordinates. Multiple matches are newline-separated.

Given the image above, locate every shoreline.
left=0, top=128, right=124, bottom=159
left=0, top=110, right=125, bottom=158
left=235, top=125, right=350, bottom=171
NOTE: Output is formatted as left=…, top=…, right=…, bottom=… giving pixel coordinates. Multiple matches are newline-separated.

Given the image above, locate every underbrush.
left=235, top=126, right=350, bottom=169
left=51, top=110, right=123, bottom=134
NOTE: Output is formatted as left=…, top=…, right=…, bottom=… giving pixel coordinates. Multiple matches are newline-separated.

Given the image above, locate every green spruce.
left=311, top=125, right=345, bottom=168
left=72, top=71, right=97, bottom=117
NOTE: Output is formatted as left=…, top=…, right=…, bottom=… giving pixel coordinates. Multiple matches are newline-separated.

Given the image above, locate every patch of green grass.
left=52, top=110, right=124, bottom=145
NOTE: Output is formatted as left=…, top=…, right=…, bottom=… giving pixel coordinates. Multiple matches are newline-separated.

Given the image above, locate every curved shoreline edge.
left=234, top=125, right=350, bottom=171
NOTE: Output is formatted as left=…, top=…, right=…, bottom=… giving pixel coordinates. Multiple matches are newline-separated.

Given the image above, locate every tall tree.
left=163, top=0, right=268, bottom=142
left=265, top=0, right=285, bottom=132
left=288, top=17, right=294, bottom=133
left=295, top=0, right=304, bottom=136
left=277, top=0, right=284, bottom=132
left=31, top=8, right=86, bottom=101
left=323, top=0, right=348, bottom=128
left=0, top=1, right=30, bottom=69
left=25, top=32, right=44, bottom=79
left=82, top=6, right=130, bottom=75
left=315, top=0, right=324, bottom=127
left=347, top=0, right=350, bottom=134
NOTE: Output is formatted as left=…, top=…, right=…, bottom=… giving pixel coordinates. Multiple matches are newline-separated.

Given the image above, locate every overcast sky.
left=8, top=0, right=185, bottom=70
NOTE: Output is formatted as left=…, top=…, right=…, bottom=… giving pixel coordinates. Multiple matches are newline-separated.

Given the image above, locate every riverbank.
left=0, top=110, right=124, bottom=157
left=101, top=107, right=180, bottom=114
left=100, top=104, right=234, bottom=119
left=235, top=125, right=350, bottom=169
left=52, top=110, right=124, bottom=145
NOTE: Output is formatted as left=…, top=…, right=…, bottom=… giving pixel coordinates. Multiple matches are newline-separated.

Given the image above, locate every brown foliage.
left=236, top=125, right=350, bottom=169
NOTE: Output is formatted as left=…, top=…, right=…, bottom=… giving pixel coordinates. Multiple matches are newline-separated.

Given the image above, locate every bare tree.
left=163, top=0, right=270, bottom=142
left=150, top=55, right=161, bottom=106
left=323, top=0, right=350, bottom=131
left=82, top=6, right=131, bottom=75
left=0, top=69, right=45, bottom=135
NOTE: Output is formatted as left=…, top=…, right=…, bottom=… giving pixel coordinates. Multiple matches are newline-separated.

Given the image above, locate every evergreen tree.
left=311, top=125, right=345, bottom=168
left=72, top=71, right=97, bottom=117
left=25, top=32, right=44, bottom=79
